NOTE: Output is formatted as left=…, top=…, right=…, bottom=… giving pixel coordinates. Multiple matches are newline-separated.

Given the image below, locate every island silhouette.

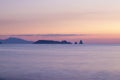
left=34, top=40, right=72, bottom=44
left=0, top=37, right=33, bottom=44
left=0, top=37, right=84, bottom=44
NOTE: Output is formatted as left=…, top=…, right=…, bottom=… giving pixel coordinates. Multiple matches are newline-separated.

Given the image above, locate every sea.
left=0, top=44, right=120, bottom=80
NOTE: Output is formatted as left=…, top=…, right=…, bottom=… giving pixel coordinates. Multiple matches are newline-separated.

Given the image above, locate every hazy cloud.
left=0, top=11, right=116, bottom=26
left=0, top=34, right=90, bottom=37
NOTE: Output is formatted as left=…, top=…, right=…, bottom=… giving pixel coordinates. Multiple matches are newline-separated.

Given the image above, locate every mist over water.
left=0, top=44, right=120, bottom=80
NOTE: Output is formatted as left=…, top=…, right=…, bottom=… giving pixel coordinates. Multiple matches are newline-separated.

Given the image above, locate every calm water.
left=0, top=44, right=120, bottom=80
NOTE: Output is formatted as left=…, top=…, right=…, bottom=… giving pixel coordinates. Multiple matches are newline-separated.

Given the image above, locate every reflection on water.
left=0, top=44, right=120, bottom=80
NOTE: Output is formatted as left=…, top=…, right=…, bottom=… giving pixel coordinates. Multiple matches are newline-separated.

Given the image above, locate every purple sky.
left=0, top=0, right=120, bottom=44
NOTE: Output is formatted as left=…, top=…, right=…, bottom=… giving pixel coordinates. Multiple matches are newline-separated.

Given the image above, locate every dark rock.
left=79, top=40, right=83, bottom=44
left=61, top=40, right=72, bottom=44
left=74, top=42, right=77, bottom=44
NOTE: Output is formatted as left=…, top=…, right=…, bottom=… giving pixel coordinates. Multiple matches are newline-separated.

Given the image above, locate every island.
left=0, top=37, right=33, bottom=44
left=34, top=40, right=72, bottom=44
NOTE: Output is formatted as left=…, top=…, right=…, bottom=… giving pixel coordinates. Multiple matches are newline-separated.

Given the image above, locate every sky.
left=0, top=0, right=120, bottom=44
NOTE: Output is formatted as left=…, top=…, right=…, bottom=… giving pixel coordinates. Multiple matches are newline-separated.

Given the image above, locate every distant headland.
left=0, top=37, right=33, bottom=44
left=0, top=37, right=84, bottom=44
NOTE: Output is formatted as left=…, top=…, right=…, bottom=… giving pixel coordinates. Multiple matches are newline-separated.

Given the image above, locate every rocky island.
left=34, top=40, right=72, bottom=44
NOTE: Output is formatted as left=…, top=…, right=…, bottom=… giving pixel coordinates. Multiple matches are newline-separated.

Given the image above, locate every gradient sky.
left=0, top=0, right=120, bottom=44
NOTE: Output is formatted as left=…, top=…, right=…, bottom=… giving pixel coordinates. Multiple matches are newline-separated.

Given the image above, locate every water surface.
left=0, top=44, right=120, bottom=80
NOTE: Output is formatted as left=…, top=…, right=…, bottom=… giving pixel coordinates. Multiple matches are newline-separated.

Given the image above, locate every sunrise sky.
left=0, top=0, right=120, bottom=44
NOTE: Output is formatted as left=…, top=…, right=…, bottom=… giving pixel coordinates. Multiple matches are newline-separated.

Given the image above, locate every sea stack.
left=79, top=40, right=83, bottom=44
